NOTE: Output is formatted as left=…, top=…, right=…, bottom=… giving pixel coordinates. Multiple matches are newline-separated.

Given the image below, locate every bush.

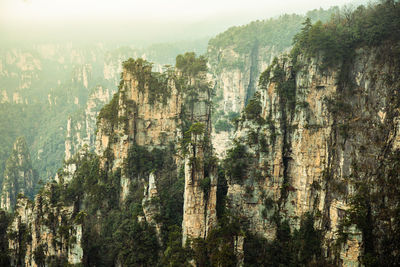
left=97, top=92, right=119, bottom=127
left=176, top=52, right=207, bottom=77
left=223, top=143, right=252, bottom=184
left=125, top=145, right=171, bottom=180
left=214, top=119, right=233, bottom=133
left=292, top=1, right=400, bottom=71
left=244, top=96, right=262, bottom=121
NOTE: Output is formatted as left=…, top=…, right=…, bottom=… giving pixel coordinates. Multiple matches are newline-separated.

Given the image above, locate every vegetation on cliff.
left=3, top=1, right=400, bottom=266
left=0, top=137, right=38, bottom=211
left=252, top=1, right=400, bottom=266
left=292, top=0, right=400, bottom=71
left=208, top=8, right=337, bottom=55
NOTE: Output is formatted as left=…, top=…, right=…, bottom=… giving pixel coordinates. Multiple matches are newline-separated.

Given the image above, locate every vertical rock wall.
left=227, top=44, right=400, bottom=265
left=1, top=137, right=36, bottom=212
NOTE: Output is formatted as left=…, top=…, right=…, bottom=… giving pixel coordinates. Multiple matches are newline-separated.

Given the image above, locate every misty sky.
left=0, top=0, right=367, bottom=44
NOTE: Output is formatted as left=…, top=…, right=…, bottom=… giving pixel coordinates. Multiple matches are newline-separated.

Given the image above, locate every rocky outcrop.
left=95, top=60, right=183, bottom=203
left=226, top=42, right=400, bottom=265
left=208, top=43, right=279, bottom=157
left=94, top=56, right=217, bottom=245
left=207, top=10, right=337, bottom=157
left=182, top=130, right=217, bottom=244
left=142, top=172, right=163, bottom=245
left=65, top=86, right=115, bottom=161
left=180, top=73, right=217, bottom=244
left=1, top=137, right=36, bottom=211
left=8, top=188, right=83, bottom=266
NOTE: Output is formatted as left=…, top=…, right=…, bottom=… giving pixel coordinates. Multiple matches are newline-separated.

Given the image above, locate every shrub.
left=223, top=143, right=252, bottom=184
left=176, top=52, right=207, bottom=77
left=214, top=119, right=233, bottom=133
left=244, top=96, right=262, bottom=121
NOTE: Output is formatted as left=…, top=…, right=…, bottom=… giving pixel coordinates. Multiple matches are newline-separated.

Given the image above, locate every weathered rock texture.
left=207, top=10, right=337, bottom=157
left=65, top=86, right=115, bottom=161
left=8, top=192, right=83, bottom=267
left=226, top=43, right=400, bottom=265
left=182, top=125, right=217, bottom=245
left=94, top=58, right=217, bottom=244
left=1, top=137, right=36, bottom=211
left=208, top=44, right=279, bottom=157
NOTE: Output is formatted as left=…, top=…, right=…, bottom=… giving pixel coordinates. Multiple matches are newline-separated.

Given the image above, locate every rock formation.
left=3, top=3, right=400, bottom=265
left=65, top=86, right=115, bottom=161
left=6, top=54, right=217, bottom=265
left=207, top=9, right=336, bottom=156
left=1, top=137, right=36, bottom=212
left=225, top=42, right=400, bottom=265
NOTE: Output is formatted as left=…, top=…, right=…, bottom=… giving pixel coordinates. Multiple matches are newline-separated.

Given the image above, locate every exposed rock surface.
left=65, top=86, right=115, bottom=161
left=207, top=10, right=337, bottom=157
left=208, top=44, right=279, bottom=157
left=226, top=43, right=400, bottom=265
left=94, top=58, right=217, bottom=244
left=8, top=189, right=83, bottom=266
left=1, top=137, right=36, bottom=212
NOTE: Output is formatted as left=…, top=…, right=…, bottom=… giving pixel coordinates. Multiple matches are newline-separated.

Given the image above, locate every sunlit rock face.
left=225, top=44, right=400, bottom=265
left=95, top=58, right=216, bottom=244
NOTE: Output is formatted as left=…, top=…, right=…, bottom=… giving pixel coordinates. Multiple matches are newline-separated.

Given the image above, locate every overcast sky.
left=0, top=0, right=368, bottom=44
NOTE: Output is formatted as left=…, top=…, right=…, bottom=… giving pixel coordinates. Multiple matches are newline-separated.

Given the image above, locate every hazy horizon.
left=0, top=0, right=369, bottom=46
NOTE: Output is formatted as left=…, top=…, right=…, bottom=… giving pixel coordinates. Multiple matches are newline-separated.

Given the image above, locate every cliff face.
left=95, top=57, right=217, bottom=243
left=1, top=137, right=36, bottom=212
left=6, top=55, right=216, bottom=266
left=65, top=86, right=115, bottom=161
left=95, top=63, right=182, bottom=170
left=208, top=40, right=279, bottom=157
left=0, top=43, right=203, bottom=186
left=4, top=4, right=399, bottom=264
left=8, top=191, right=83, bottom=266
left=207, top=10, right=336, bottom=157
left=226, top=42, right=400, bottom=265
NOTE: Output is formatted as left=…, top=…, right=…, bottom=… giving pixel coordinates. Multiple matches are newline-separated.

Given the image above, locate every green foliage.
left=180, top=122, right=207, bottom=155
left=223, top=142, right=252, bottom=184
left=216, top=166, right=228, bottom=219
left=115, top=219, right=160, bottom=266
left=176, top=52, right=207, bottom=77
left=260, top=60, right=297, bottom=114
left=80, top=208, right=159, bottom=266
left=340, top=149, right=400, bottom=266
left=161, top=226, right=192, bottom=266
left=62, top=154, right=109, bottom=207
left=0, top=211, right=10, bottom=266
left=292, top=1, right=400, bottom=72
left=125, top=144, right=172, bottom=179
left=192, top=216, right=241, bottom=267
left=209, top=9, right=336, bottom=55
left=158, top=168, right=185, bottom=235
left=244, top=94, right=263, bottom=122
left=33, top=244, right=46, bottom=267
left=188, top=122, right=206, bottom=135
left=8, top=221, right=31, bottom=266
left=1, top=137, right=38, bottom=211
left=125, top=145, right=154, bottom=179
left=214, top=119, right=233, bottom=133
left=200, top=177, right=211, bottom=196
left=123, top=58, right=174, bottom=105
left=97, top=92, right=119, bottom=128
left=244, top=213, right=327, bottom=266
